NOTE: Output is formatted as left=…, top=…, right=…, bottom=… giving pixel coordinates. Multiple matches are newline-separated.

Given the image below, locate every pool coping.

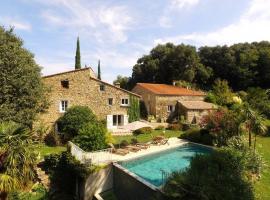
left=113, top=141, right=214, bottom=192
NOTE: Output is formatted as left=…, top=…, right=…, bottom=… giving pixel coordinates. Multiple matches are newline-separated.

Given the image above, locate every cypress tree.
left=98, top=60, right=101, bottom=80
left=75, top=37, right=81, bottom=69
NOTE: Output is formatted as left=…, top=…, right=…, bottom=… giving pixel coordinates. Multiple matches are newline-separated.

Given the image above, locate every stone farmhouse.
left=132, top=83, right=216, bottom=123
left=38, top=68, right=140, bottom=130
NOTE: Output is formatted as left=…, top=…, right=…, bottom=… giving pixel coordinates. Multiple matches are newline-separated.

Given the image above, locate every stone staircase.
left=36, top=167, right=50, bottom=189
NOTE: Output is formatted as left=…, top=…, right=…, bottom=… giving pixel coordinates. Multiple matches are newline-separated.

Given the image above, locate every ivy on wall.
left=128, top=95, right=140, bottom=122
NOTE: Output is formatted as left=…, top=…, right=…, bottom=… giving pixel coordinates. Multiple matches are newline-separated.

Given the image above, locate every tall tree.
left=97, top=60, right=101, bottom=80
left=75, top=37, right=81, bottom=69
left=130, top=43, right=212, bottom=89
left=0, top=27, right=47, bottom=127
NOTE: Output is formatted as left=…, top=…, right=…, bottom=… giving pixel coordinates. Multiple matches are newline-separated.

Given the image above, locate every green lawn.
left=34, top=144, right=67, bottom=160
left=255, top=136, right=270, bottom=200
left=112, top=129, right=182, bottom=145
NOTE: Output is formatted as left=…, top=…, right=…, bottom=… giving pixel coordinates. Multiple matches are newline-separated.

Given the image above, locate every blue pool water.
left=119, top=144, right=211, bottom=187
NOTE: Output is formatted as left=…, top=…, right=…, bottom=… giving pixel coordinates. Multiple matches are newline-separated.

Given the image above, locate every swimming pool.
left=119, top=143, right=211, bottom=187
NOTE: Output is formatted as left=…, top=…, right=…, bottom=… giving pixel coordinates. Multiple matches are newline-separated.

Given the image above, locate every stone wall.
left=132, top=85, right=156, bottom=115
left=113, top=163, right=163, bottom=200
left=155, top=95, right=204, bottom=122
left=37, top=68, right=139, bottom=128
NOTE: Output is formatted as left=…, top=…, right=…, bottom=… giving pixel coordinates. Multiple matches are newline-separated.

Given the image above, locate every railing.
left=160, top=169, right=170, bottom=188
left=68, top=141, right=113, bottom=165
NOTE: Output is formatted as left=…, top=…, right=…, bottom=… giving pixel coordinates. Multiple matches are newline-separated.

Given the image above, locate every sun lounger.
left=108, top=143, right=129, bottom=156
left=135, top=143, right=150, bottom=149
left=125, top=145, right=141, bottom=152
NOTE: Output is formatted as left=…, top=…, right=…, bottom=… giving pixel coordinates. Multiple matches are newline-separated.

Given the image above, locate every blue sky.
left=1, top=0, right=269, bottom=82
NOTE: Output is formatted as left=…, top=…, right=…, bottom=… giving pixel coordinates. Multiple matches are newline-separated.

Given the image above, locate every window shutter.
left=107, top=115, right=113, bottom=129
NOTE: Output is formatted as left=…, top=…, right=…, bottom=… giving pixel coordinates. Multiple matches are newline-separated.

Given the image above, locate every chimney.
left=114, top=82, right=121, bottom=88
left=172, top=80, right=176, bottom=86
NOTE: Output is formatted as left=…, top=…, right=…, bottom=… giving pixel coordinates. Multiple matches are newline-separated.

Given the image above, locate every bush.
left=57, top=106, right=97, bottom=141
left=180, top=128, right=201, bottom=143
left=164, top=148, right=255, bottom=200
left=167, top=123, right=182, bottom=131
left=180, top=128, right=214, bottom=145
left=133, top=127, right=153, bottom=135
left=155, top=125, right=165, bottom=130
left=73, top=122, right=107, bottom=151
left=120, top=140, right=129, bottom=147
left=46, top=152, right=90, bottom=199
left=131, top=138, right=138, bottom=144
left=44, top=131, right=61, bottom=146
left=43, top=154, right=60, bottom=174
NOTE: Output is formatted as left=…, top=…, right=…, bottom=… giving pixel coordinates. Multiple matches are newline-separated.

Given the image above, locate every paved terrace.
left=111, top=137, right=188, bottom=162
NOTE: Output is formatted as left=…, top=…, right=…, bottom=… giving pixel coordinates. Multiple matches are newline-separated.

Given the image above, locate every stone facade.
left=178, top=104, right=211, bottom=123
left=37, top=68, right=140, bottom=130
left=132, top=84, right=205, bottom=122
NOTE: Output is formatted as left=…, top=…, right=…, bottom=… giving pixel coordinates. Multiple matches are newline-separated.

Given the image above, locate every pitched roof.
left=42, top=68, right=140, bottom=97
left=178, top=100, right=217, bottom=110
left=136, top=83, right=205, bottom=96
left=42, top=67, right=92, bottom=79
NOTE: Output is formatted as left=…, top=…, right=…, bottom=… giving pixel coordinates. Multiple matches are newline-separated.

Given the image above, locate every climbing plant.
left=128, top=95, right=140, bottom=122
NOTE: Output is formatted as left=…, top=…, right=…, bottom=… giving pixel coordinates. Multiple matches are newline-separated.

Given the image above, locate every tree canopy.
left=0, top=27, right=47, bottom=127
left=130, top=43, right=212, bottom=89
left=129, top=41, right=270, bottom=91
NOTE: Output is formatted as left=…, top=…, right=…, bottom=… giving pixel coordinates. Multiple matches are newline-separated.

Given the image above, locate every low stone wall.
left=113, top=163, right=164, bottom=200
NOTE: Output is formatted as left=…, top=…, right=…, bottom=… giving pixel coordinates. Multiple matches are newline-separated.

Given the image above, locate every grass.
left=112, top=129, right=182, bottom=145
left=35, top=143, right=66, bottom=160
left=255, top=136, right=270, bottom=200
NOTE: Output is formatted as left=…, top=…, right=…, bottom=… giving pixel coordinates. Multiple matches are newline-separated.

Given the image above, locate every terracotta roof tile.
left=178, top=101, right=217, bottom=110
left=136, top=83, right=205, bottom=96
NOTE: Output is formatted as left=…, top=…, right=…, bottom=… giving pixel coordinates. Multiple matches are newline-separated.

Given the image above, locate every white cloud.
left=39, top=0, right=133, bottom=43
left=155, top=0, right=270, bottom=46
left=170, top=0, right=200, bottom=9
left=0, top=17, right=31, bottom=31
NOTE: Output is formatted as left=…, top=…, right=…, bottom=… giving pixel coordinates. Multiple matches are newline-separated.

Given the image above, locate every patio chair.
left=125, top=145, right=141, bottom=152
left=108, top=143, right=129, bottom=156
left=135, top=142, right=150, bottom=149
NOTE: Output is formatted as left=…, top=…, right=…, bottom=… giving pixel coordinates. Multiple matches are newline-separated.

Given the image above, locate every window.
left=113, top=115, right=123, bottom=126
left=60, top=100, right=68, bottom=113
left=100, top=84, right=105, bottom=91
left=167, top=105, right=174, bottom=112
left=108, top=98, right=113, bottom=105
left=61, top=80, right=69, bottom=88
left=121, top=98, right=129, bottom=106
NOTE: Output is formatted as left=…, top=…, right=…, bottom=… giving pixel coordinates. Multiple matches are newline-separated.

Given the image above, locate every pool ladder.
left=160, top=169, right=170, bottom=187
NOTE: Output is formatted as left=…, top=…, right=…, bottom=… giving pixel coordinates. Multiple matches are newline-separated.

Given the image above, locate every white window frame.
left=60, top=100, right=68, bottom=113
left=108, top=98, right=113, bottom=106
left=121, top=98, right=129, bottom=106
left=167, top=105, right=174, bottom=112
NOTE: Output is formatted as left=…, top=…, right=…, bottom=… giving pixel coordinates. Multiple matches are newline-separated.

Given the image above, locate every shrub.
left=46, top=152, right=90, bottom=199
left=155, top=125, right=165, bottom=130
left=73, top=122, right=107, bottom=151
left=120, top=140, right=129, bottom=147
left=168, top=123, right=182, bottom=131
left=200, top=108, right=243, bottom=146
left=44, top=131, right=61, bottom=146
left=43, top=154, right=60, bottom=174
left=180, top=128, right=201, bottom=143
left=131, top=138, right=138, bottom=144
left=180, top=128, right=214, bottom=145
left=164, top=148, right=255, bottom=200
left=133, top=127, right=153, bottom=135
left=57, top=106, right=97, bottom=141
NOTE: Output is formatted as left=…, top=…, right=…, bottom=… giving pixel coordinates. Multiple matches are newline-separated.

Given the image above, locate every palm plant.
left=242, top=104, right=267, bottom=149
left=0, top=122, right=37, bottom=200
